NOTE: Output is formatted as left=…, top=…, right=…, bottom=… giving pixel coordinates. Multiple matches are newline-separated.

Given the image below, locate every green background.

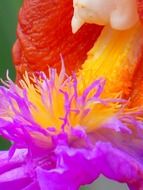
left=0, top=1, right=127, bottom=189
left=0, top=0, right=22, bottom=150
left=0, top=0, right=22, bottom=80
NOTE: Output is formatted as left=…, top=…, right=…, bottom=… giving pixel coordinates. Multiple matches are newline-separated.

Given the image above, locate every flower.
left=0, top=64, right=142, bottom=190
left=1, top=0, right=143, bottom=190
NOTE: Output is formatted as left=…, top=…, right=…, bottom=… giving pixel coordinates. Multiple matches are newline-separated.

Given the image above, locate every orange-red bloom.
left=12, top=0, right=102, bottom=81
left=0, top=1, right=143, bottom=190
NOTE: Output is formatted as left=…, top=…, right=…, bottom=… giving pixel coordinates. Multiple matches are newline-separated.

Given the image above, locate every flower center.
left=18, top=23, right=143, bottom=133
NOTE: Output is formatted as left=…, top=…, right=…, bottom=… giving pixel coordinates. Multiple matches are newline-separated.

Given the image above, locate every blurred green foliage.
left=0, top=0, right=22, bottom=149
left=0, top=0, right=22, bottom=80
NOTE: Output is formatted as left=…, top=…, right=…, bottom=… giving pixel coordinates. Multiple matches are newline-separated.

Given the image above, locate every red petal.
left=129, top=58, right=143, bottom=107
left=12, top=0, right=102, bottom=81
left=137, top=0, right=143, bottom=22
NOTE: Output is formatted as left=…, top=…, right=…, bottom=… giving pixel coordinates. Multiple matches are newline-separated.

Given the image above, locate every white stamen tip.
left=71, top=15, right=84, bottom=33
left=71, top=0, right=139, bottom=33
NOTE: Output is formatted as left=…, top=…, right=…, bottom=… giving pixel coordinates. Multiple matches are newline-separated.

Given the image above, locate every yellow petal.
left=78, top=23, right=143, bottom=100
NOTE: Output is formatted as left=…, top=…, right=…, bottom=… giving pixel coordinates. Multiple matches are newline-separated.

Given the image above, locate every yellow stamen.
left=19, top=23, right=143, bottom=132
left=20, top=73, right=65, bottom=131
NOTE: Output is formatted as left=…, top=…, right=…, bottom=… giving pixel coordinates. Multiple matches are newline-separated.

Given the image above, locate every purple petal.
left=0, top=69, right=142, bottom=190
left=36, top=140, right=143, bottom=190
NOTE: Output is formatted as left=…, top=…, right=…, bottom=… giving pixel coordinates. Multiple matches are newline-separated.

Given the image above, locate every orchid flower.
left=0, top=0, right=143, bottom=190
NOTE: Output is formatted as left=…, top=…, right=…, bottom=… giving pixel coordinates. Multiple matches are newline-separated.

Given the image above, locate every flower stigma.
left=72, top=0, right=139, bottom=33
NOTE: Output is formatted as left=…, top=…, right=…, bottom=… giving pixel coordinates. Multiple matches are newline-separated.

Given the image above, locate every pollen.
left=19, top=72, right=65, bottom=131
left=15, top=67, right=122, bottom=133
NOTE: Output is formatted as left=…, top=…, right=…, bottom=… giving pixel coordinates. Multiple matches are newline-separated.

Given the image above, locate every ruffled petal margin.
left=0, top=70, right=142, bottom=190
left=0, top=140, right=143, bottom=189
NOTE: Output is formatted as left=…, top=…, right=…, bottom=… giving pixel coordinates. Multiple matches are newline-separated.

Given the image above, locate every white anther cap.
left=72, top=0, right=139, bottom=33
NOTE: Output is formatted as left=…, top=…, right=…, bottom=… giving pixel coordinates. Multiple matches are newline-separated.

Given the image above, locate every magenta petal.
left=37, top=167, right=78, bottom=190
left=36, top=146, right=100, bottom=190
left=0, top=177, right=32, bottom=190
left=0, top=150, right=27, bottom=174
left=94, top=142, right=143, bottom=183
left=23, top=182, right=40, bottom=190
left=128, top=183, right=143, bottom=190
left=0, top=69, right=143, bottom=190
left=0, top=149, right=34, bottom=190
left=36, top=141, right=143, bottom=190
